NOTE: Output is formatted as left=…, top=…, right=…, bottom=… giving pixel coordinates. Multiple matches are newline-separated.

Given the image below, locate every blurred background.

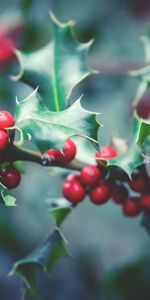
left=1, top=0, right=150, bottom=299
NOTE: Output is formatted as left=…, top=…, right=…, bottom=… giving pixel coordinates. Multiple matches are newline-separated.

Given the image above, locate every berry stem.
left=9, top=144, right=42, bottom=164
left=3, top=144, right=85, bottom=170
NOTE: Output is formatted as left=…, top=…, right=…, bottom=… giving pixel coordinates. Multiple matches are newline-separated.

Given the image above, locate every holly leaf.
left=73, top=136, right=96, bottom=165
left=13, top=161, right=25, bottom=174
left=13, top=12, right=96, bottom=111
left=136, top=119, right=150, bottom=146
left=0, top=183, right=17, bottom=206
left=96, top=114, right=145, bottom=177
left=10, top=228, right=69, bottom=292
left=129, top=34, right=150, bottom=106
left=14, top=88, right=100, bottom=153
left=49, top=198, right=73, bottom=226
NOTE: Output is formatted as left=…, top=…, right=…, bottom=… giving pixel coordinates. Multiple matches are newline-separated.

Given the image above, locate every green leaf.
left=13, top=12, right=96, bottom=112
left=13, top=161, right=25, bottom=174
left=10, top=228, right=69, bottom=292
left=73, top=136, right=96, bottom=164
left=129, top=35, right=150, bottom=81
left=129, top=63, right=150, bottom=82
left=14, top=89, right=100, bottom=153
left=50, top=198, right=73, bottom=226
left=129, top=34, right=150, bottom=106
left=97, top=115, right=145, bottom=176
left=136, top=119, right=150, bottom=146
left=0, top=183, right=17, bottom=206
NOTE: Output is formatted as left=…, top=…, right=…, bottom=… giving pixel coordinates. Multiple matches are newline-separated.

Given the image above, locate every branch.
left=3, top=144, right=85, bottom=171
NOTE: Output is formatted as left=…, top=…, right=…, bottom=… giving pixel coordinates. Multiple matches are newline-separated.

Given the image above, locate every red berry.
left=95, top=145, right=117, bottom=166
left=0, top=111, right=14, bottom=129
left=136, top=94, right=150, bottom=119
left=129, top=171, right=148, bottom=193
left=96, top=145, right=117, bottom=159
left=122, top=197, right=141, bottom=217
left=0, top=37, right=15, bottom=64
left=89, top=180, right=112, bottom=205
left=112, top=184, right=128, bottom=204
left=62, top=139, right=76, bottom=163
left=80, top=165, right=102, bottom=187
left=46, top=148, right=64, bottom=163
left=62, top=180, right=85, bottom=204
left=0, top=130, right=9, bottom=151
left=1, top=166, right=21, bottom=189
left=139, top=193, right=150, bottom=210
left=46, top=139, right=76, bottom=164
left=65, top=173, right=80, bottom=183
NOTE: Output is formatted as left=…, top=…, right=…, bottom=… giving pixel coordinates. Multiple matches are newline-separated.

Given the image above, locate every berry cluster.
left=0, top=110, right=21, bottom=189
left=0, top=110, right=14, bottom=151
left=45, top=139, right=76, bottom=164
left=62, top=145, right=150, bottom=218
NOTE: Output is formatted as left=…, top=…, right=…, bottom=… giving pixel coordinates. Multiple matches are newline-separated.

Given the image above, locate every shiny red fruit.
left=0, top=110, right=14, bottom=129
left=140, top=193, right=150, bottom=210
left=95, top=145, right=117, bottom=166
left=129, top=171, right=148, bottom=193
left=1, top=166, right=21, bottom=189
left=122, top=197, right=141, bottom=217
left=136, top=93, right=150, bottom=119
left=62, top=139, right=76, bottom=163
left=89, top=180, right=112, bottom=205
left=65, top=173, right=80, bottom=183
left=46, top=148, right=64, bottom=163
left=62, top=180, right=85, bottom=204
left=0, top=130, right=9, bottom=151
left=80, top=165, right=102, bottom=187
left=0, top=37, right=15, bottom=64
left=112, top=184, right=128, bottom=204
left=96, top=145, right=117, bottom=159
